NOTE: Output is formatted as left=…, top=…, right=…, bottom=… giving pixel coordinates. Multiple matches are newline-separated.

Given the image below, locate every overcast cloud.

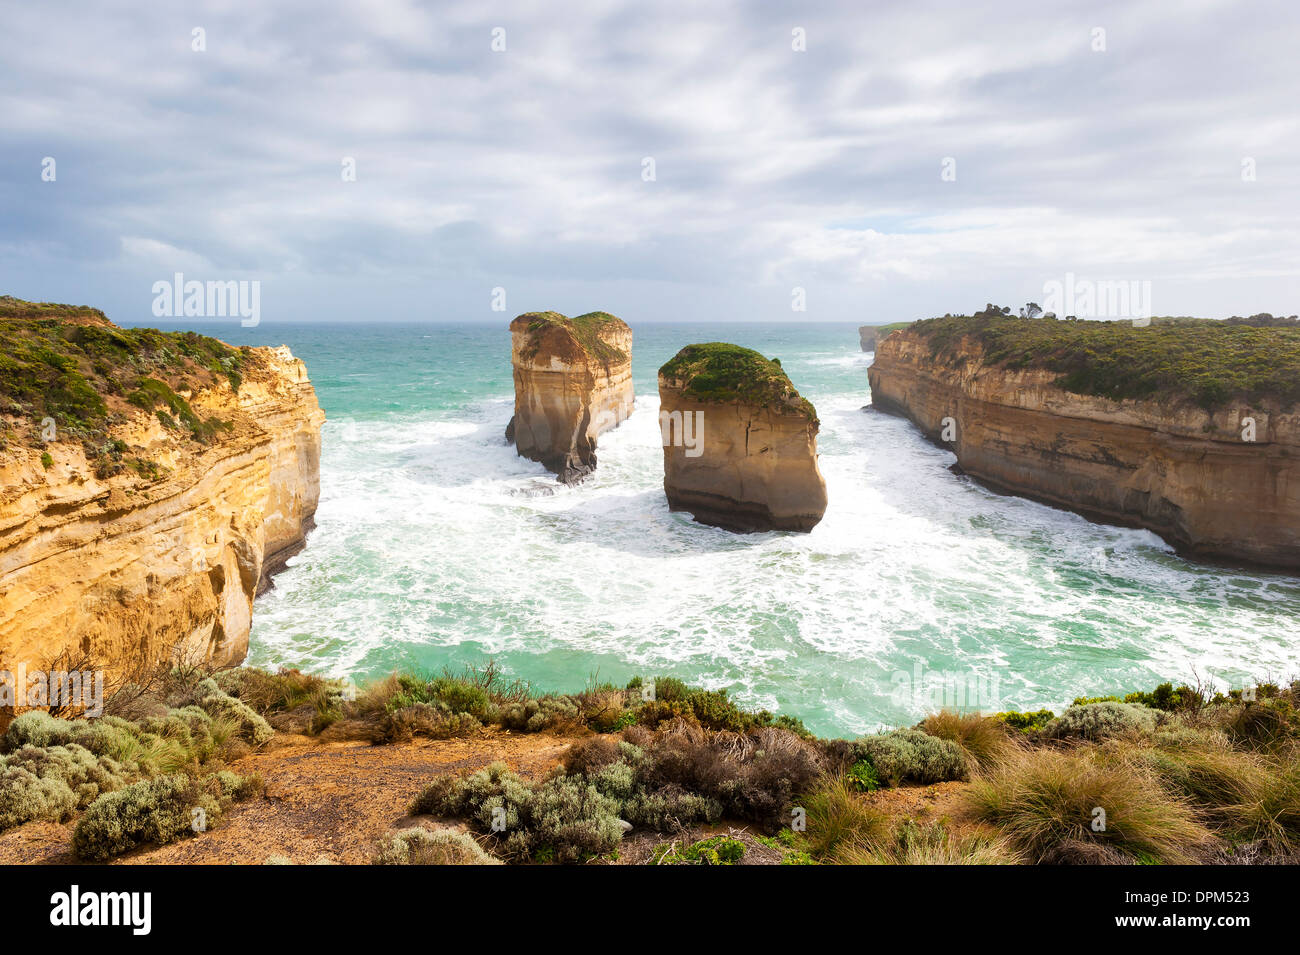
left=2, top=0, right=1297, bottom=324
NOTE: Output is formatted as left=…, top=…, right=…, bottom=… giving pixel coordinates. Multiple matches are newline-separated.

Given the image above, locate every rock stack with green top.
left=658, top=342, right=827, bottom=532
left=506, top=311, right=633, bottom=484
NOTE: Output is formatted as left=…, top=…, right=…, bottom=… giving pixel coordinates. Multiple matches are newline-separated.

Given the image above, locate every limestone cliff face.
left=0, top=344, right=324, bottom=679
left=658, top=344, right=827, bottom=533
left=506, top=311, right=633, bottom=483
left=860, top=325, right=905, bottom=353
left=869, top=329, right=1300, bottom=570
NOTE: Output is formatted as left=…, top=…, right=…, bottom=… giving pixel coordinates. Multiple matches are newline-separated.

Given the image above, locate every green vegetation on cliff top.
left=519, top=310, right=628, bottom=365
left=659, top=342, right=817, bottom=420
left=0, top=295, right=245, bottom=464
left=904, top=308, right=1300, bottom=411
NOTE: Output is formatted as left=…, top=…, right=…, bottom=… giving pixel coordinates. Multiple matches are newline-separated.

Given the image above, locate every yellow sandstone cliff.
left=659, top=343, right=827, bottom=533
left=506, top=311, right=633, bottom=483
left=0, top=314, right=324, bottom=680
left=869, top=326, right=1300, bottom=570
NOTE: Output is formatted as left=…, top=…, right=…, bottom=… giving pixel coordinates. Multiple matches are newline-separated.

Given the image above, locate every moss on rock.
left=658, top=342, right=817, bottom=419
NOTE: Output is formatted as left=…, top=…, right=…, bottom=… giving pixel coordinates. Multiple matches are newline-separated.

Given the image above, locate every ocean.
left=162, top=320, right=1299, bottom=738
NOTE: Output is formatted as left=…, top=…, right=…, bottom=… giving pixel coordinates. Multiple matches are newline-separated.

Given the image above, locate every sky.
left=2, top=0, right=1298, bottom=326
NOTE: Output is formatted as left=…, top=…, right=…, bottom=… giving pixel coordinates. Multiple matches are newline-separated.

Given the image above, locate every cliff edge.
left=868, top=313, right=1300, bottom=570
left=506, top=311, right=633, bottom=483
left=0, top=298, right=324, bottom=680
left=659, top=343, right=827, bottom=532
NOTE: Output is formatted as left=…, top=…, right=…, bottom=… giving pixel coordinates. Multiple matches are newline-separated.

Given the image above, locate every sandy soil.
left=0, top=729, right=974, bottom=865
left=0, top=729, right=569, bottom=865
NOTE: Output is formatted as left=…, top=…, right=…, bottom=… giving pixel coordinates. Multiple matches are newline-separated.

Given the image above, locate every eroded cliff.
left=506, top=311, right=633, bottom=483
left=869, top=319, right=1300, bottom=570
left=0, top=302, right=324, bottom=680
left=659, top=343, right=827, bottom=532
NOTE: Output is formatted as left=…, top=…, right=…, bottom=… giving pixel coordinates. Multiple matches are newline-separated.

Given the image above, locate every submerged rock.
left=658, top=343, right=827, bottom=532
left=506, top=311, right=633, bottom=484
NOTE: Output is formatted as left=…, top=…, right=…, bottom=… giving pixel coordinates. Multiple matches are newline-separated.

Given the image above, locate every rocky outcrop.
left=0, top=315, right=324, bottom=681
left=506, top=311, right=633, bottom=483
left=859, top=325, right=903, bottom=352
left=869, top=327, right=1300, bottom=570
left=658, top=343, right=827, bottom=532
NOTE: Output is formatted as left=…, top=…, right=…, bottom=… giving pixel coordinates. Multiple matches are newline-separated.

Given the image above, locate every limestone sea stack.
left=658, top=343, right=827, bottom=532
left=506, top=311, right=633, bottom=483
left=869, top=313, right=1300, bottom=571
left=0, top=298, right=324, bottom=683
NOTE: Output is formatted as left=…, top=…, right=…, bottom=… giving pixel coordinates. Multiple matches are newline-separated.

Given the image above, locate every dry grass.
left=920, top=711, right=1018, bottom=769
left=966, top=746, right=1215, bottom=864
left=835, top=820, right=1025, bottom=865
left=799, top=777, right=891, bottom=858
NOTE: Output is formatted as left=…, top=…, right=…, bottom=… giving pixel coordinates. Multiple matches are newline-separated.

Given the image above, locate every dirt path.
left=0, top=729, right=571, bottom=865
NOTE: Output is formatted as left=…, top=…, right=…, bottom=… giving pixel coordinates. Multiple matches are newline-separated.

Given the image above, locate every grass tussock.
left=966, top=746, right=1213, bottom=864
left=919, top=711, right=1017, bottom=768
left=373, top=826, right=501, bottom=865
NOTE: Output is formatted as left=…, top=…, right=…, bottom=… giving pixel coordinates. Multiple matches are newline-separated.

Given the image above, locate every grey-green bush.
left=854, top=729, right=968, bottom=785
left=71, top=774, right=223, bottom=860
left=495, top=696, right=580, bottom=732
left=1047, top=702, right=1158, bottom=742
left=70, top=770, right=260, bottom=861
left=189, top=679, right=274, bottom=745
left=411, top=762, right=624, bottom=863
left=0, top=743, right=134, bottom=831
left=374, top=826, right=501, bottom=865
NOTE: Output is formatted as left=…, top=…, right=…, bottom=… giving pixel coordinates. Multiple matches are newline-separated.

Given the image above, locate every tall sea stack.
left=506, top=311, right=634, bottom=484
left=658, top=343, right=827, bottom=532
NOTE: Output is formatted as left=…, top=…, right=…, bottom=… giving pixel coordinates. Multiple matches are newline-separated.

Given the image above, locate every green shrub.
left=846, top=759, right=879, bottom=792
left=994, top=709, right=1055, bottom=733
left=651, top=835, right=746, bottom=865
left=853, top=729, right=967, bottom=785
left=1046, top=702, right=1158, bottom=742
left=1073, top=682, right=1201, bottom=712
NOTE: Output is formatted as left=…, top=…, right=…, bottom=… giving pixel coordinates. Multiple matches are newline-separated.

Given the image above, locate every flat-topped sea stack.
left=869, top=311, right=1300, bottom=570
left=658, top=343, right=827, bottom=532
left=0, top=297, right=324, bottom=685
left=506, top=310, right=633, bottom=484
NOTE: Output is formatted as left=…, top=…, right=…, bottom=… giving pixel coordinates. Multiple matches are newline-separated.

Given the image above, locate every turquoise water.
left=168, top=321, right=1299, bottom=738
